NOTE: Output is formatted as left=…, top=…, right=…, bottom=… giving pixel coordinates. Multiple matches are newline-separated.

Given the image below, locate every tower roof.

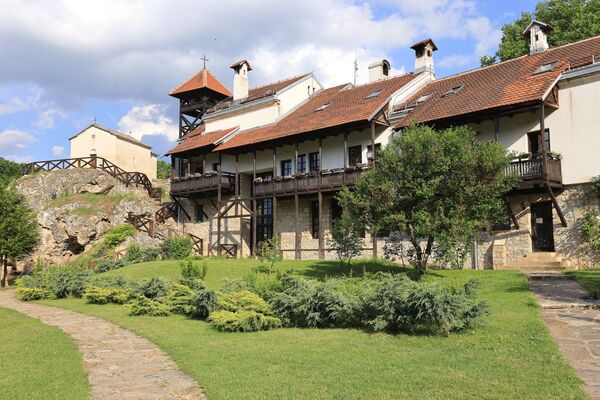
left=169, top=67, right=232, bottom=98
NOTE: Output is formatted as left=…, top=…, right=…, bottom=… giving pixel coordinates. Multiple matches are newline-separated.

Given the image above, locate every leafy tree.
left=0, top=184, right=39, bottom=286
left=339, top=124, right=515, bottom=276
left=481, top=0, right=600, bottom=65
left=157, top=160, right=172, bottom=179
left=328, top=212, right=364, bottom=266
left=258, top=236, right=282, bottom=274
left=0, top=157, right=23, bottom=187
left=479, top=54, right=498, bottom=67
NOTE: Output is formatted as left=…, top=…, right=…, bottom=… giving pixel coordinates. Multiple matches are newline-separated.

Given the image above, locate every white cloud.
left=0, top=130, right=36, bottom=153
left=118, top=104, right=178, bottom=142
left=36, top=106, right=66, bottom=129
left=51, top=145, right=65, bottom=156
left=437, top=54, right=474, bottom=68
left=0, top=85, right=43, bottom=115
left=4, top=154, right=35, bottom=163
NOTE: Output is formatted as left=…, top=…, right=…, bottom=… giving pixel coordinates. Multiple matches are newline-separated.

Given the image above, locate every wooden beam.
left=504, top=197, right=520, bottom=229
left=546, top=182, right=567, bottom=227
left=217, top=152, right=222, bottom=255
left=494, top=115, right=500, bottom=141
left=273, top=196, right=277, bottom=243
left=272, top=145, right=277, bottom=194
left=370, top=121, right=376, bottom=165
left=343, top=132, right=348, bottom=185
left=318, top=191, right=324, bottom=259
left=318, top=137, right=323, bottom=186
left=540, top=101, right=548, bottom=177
left=295, top=193, right=300, bottom=260
left=252, top=149, right=257, bottom=258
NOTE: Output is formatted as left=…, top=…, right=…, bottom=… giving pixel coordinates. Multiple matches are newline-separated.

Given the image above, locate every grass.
left=565, top=269, right=600, bottom=296
left=38, top=259, right=587, bottom=400
left=46, top=192, right=141, bottom=217
left=0, top=307, right=89, bottom=400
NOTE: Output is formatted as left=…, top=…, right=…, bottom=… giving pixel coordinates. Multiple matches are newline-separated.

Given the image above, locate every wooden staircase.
left=500, top=252, right=565, bottom=271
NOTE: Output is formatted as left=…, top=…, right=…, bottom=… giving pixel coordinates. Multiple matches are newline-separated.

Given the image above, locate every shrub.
left=83, top=286, right=132, bottom=304
left=269, top=276, right=354, bottom=328
left=103, top=224, right=137, bottom=247
left=180, top=278, right=206, bottom=291
left=140, top=247, right=161, bottom=262
left=128, top=296, right=170, bottom=316
left=591, top=176, right=600, bottom=195
left=17, top=287, right=54, bottom=301
left=217, top=290, right=273, bottom=314
left=138, top=276, right=171, bottom=299
left=583, top=211, right=600, bottom=251
left=180, top=260, right=207, bottom=280
left=208, top=310, right=281, bottom=332
left=165, top=284, right=196, bottom=315
left=43, top=265, right=92, bottom=298
left=189, top=288, right=218, bottom=319
left=161, top=236, right=193, bottom=259
left=242, top=271, right=284, bottom=300
left=126, top=243, right=142, bottom=263
left=258, top=236, right=282, bottom=273
left=88, top=275, right=140, bottom=291
left=220, top=278, right=247, bottom=293
left=95, top=259, right=126, bottom=273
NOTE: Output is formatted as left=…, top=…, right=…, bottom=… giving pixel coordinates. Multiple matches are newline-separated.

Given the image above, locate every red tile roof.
left=207, top=74, right=311, bottom=113
left=165, top=127, right=237, bottom=155
left=216, top=73, right=421, bottom=151
left=395, top=35, right=600, bottom=128
left=169, top=67, right=232, bottom=97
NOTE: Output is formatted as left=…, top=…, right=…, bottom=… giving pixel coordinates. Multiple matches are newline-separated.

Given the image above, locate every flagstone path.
left=0, top=290, right=205, bottom=400
left=527, top=272, right=600, bottom=400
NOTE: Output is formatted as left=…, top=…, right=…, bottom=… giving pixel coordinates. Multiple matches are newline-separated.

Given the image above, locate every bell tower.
left=169, top=56, right=232, bottom=138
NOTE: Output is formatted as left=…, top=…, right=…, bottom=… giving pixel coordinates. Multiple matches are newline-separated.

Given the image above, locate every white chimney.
left=411, top=39, right=437, bottom=74
left=230, top=59, right=252, bottom=100
left=368, top=59, right=391, bottom=83
left=523, top=21, right=554, bottom=55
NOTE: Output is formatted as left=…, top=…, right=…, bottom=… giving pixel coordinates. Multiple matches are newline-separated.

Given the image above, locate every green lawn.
left=38, top=259, right=586, bottom=400
left=0, top=307, right=90, bottom=400
left=565, top=269, right=600, bottom=295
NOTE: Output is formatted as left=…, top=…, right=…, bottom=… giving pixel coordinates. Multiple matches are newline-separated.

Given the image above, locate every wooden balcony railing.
left=254, top=167, right=366, bottom=196
left=170, top=172, right=235, bottom=195
left=506, top=154, right=562, bottom=186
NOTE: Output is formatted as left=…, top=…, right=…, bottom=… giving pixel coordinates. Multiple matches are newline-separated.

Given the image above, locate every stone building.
left=166, top=25, right=600, bottom=268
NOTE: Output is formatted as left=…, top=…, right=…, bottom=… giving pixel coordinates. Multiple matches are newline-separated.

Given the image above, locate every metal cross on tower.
left=201, top=54, right=209, bottom=68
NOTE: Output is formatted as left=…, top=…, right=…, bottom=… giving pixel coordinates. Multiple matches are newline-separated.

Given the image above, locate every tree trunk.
left=1, top=255, right=6, bottom=288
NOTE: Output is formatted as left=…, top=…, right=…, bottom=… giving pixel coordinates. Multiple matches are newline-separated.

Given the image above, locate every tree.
left=339, top=124, right=515, bottom=276
left=0, top=184, right=39, bottom=286
left=479, top=55, right=498, bottom=67
left=157, top=160, right=172, bottom=179
left=481, top=0, right=600, bottom=66
left=328, top=212, right=364, bottom=266
left=0, top=157, right=23, bottom=187
left=258, top=236, right=282, bottom=274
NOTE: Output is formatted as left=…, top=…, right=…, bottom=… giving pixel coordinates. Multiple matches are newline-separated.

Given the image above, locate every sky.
left=0, top=0, right=538, bottom=163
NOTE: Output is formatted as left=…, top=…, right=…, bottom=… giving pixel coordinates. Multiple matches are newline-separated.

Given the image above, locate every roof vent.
left=315, top=102, right=331, bottom=112
left=365, top=89, right=384, bottom=99
left=441, top=85, right=464, bottom=98
left=533, top=61, right=558, bottom=75
left=416, top=93, right=433, bottom=104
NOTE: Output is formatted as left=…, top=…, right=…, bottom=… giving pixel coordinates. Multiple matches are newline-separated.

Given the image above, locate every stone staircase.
left=499, top=251, right=565, bottom=271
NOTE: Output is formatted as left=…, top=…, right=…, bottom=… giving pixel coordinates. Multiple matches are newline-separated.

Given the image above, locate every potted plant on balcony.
left=547, top=151, right=562, bottom=160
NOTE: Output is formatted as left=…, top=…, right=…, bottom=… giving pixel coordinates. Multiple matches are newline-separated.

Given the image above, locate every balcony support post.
left=217, top=152, right=222, bottom=256
left=202, top=154, right=206, bottom=174
left=252, top=150, right=257, bottom=258
left=494, top=115, right=500, bottom=141
left=343, top=132, right=348, bottom=184
left=318, top=191, right=324, bottom=260
left=539, top=101, right=548, bottom=177
left=370, top=121, right=376, bottom=166
left=295, top=193, right=300, bottom=260
left=272, top=145, right=276, bottom=194
left=547, top=182, right=568, bottom=227
left=318, top=137, right=322, bottom=186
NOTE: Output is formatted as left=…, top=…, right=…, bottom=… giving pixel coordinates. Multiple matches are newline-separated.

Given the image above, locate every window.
left=281, top=159, right=292, bottom=176
left=367, top=143, right=381, bottom=160
left=527, top=129, right=550, bottom=156
left=331, top=199, right=343, bottom=222
left=348, top=145, right=362, bottom=166
left=309, top=152, right=320, bottom=173
left=441, top=85, right=464, bottom=98
left=365, top=89, right=384, bottom=99
left=256, top=198, right=273, bottom=243
left=533, top=61, right=557, bottom=75
left=212, top=162, right=220, bottom=172
left=297, top=154, right=307, bottom=174
left=196, top=205, right=204, bottom=223
left=311, top=201, right=319, bottom=239
left=416, top=93, right=433, bottom=104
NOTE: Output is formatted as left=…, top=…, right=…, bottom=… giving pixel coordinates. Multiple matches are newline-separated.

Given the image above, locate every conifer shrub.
left=180, top=259, right=207, bottom=280
left=217, top=290, right=273, bottom=315
left=43, top=265, right=92, bottom=298
left=95, top=259, right=126, bottom=273
left=128, top=296, right=170, bottom=316
left=189, top=288, right=218, bottom=319
left=88, top=275, right=140, bottom=291
left=138, top=276, right=171, bottom=299
left=165, top=283, right=196, bottom=315
left=83, top=286, right=132, bottom=304
left=161, top=236, right=193, bottom=259
left=16, top=287, right=54, bottom=301
left=208, top=310, right=282, bottom=332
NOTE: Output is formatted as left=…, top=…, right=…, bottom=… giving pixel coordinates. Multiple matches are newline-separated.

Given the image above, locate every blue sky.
left=0, top=0, right=538, bottom=164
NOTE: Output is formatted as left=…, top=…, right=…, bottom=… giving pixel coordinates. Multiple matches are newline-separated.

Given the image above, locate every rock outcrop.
left=16, top=169, right=163, bottom=267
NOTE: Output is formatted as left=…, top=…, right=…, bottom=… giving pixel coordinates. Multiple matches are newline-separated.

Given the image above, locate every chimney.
left=523, top=21, right=554, bottom=55
left=230, top=59, right=252, bottom=100
left=368, top=59, right=391, bottom=82
left=410, top=39, right=437, bottom=74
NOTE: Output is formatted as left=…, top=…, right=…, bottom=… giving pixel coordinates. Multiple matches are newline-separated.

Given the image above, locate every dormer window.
left=365, top=89, right=384, bottom=99
left=533, top=61, right=557, bottom=75
left=416, top=93, right=433, bottom=104
left=441, top=85, right=464, bottom=98
left=315, top=103, right=331, bottom=112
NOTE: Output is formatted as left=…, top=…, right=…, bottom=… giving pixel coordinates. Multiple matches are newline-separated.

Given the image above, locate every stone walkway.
left=527, top=272, right=600, bottom=400
left=0, top=290, right=205, bottom=400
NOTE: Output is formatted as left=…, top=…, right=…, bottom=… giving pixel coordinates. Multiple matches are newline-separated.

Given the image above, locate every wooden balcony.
left=170, top=172, right=235, bottom=195
left=253, top=167, right=366, bottom=197
left=506, top=154, right=563, bottom=188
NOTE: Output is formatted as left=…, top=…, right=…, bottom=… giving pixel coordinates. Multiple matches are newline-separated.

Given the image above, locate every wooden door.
left=531, top=201, right=554, bottom=251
